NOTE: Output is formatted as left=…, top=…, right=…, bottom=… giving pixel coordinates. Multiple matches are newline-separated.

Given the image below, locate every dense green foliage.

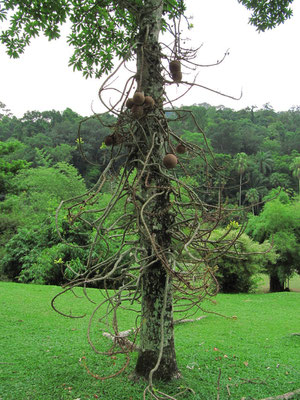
left=237, top=0, right=293, bottom=31
left=0, top=0, right=186, bottom=78
left=213, top=228, right=277, bottom=293
left=0, top=109, right=115, bottom=186
left=170, top=104, right=300, bottom=206
left=0, top=162, right=88, bottom=283
left=247, top=190, right=300, bottom=291
left=0, top=0, right=293, bottom=77
left=1, top=103, right=300, bottom=291
left=0, top=139, right=30, bottom=195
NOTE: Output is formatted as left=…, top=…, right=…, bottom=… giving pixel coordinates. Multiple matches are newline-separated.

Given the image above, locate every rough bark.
left=135, top=263, right=179, bottom=380
left=133, top=0, right=179, bottom=381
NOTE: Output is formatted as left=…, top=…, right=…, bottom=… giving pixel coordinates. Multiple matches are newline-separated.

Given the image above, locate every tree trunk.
left=135, top=262, right=179, bottom=380
left=239, top=173, right=242, bottom=207
left=133, top=0, right=179, bottom=381
left=269, top=273, right=285, bottom=292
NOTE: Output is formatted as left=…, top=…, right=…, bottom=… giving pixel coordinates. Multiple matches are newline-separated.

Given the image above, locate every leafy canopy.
left=238, top=0, right=293, bottom=31
left=0, top=0, right=293, bottom=78
left=0, top=0, right=185, bottom=78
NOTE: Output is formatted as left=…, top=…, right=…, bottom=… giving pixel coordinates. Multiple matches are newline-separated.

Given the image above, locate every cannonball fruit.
left=169, top=60, right=181, bottom=74
left=144, top=96, right=155, bottom=108
left=171, top=71, right=182, bottom=83
left=113, top=133, right=123, bottom=145
left=126, top=98, right=134, bottom=109
left=176, top=144, right=186, bottom=154
left=104, top=135, right=114, bottom=146
left=133, top=91, right=145, bottom=106
left=163, top=153, right=178, bottom=169
left=131, top=104, right=144, bottom=119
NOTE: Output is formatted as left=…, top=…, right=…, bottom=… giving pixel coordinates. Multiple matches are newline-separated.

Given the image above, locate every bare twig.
left=216, top=368, right=221, bottom=400
left=259, top=389, right=300, bottom=400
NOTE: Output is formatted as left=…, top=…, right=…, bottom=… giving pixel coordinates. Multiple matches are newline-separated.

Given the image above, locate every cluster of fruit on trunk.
left=104, top=60, right=186, bottom=169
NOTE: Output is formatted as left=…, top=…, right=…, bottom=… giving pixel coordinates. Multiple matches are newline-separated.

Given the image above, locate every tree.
left=290, top=156, right=300, bottom=195
left=0, top=0, right=294, bottom=392
left=245, top=187, right=259, bottom=214
left=237, top=0, right=293, bottom=31
left=0, top=140, right=30, bottom=196
left=246, top=191, right=300, bottom=292
left=0, top=162, right=87, bottom=280
left=234, top=152, right=248, bottom=206
left=213, top=227, right=277, bottom=293
left=256, top=151, right=273, bottom=176
left=0, top=101, right=12, bottom=119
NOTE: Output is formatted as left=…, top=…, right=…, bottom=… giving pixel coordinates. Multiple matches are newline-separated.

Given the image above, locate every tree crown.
left=0, top=0, right=294, bottom=78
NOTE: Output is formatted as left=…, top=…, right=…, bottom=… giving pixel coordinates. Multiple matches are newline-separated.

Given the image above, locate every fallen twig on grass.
left=103, top=329, right=139, bottom=352
left=241, top=378, right=267, bottom=385
left=259, top=388, right=300, bottom=400
left=226, top=384, right=231, bottom=396
left=174, top=316, right=207, bottom=325
left=216, top=368, right=221, bottom=400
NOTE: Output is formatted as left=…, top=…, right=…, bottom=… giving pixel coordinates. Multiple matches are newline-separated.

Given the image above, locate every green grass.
left=1, top=282, right=300, bottom=400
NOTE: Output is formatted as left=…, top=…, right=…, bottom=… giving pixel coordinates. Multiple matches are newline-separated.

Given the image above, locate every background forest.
left=1, top=101, right=300, bottom=293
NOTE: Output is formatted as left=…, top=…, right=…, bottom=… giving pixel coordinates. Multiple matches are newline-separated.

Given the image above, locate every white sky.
left=0, top=0, right=299, bottom=118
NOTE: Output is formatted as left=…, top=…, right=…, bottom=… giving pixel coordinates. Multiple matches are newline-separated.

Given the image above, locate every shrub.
left=213, top=229, right=277, bottom=293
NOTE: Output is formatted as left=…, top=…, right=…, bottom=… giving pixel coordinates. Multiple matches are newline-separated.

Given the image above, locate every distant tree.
left=270, top=172, right=291, bottom=189
left=247, top=192, right=300, bottom=292
left=256, top=151, right=273, bottom=175
left=234, top=152, right=248, bottom=206
left=48, top=143, right=76, bottom=165
left=245, top=188, right=259, bottom=214
left=34, top=148, right=53, bottom=167
left=0, top=101, right=12, bottom=119
left=0, top=163, right=88, bottom=280
left=214, top=228, right=277, bottom=293
left=207, top=119, right=242, bottom=154
left=290, top=156, right=300, bottom=195
left=2, top=162, right=86, bottom=226
left=0, top=140, right=30, bottom=196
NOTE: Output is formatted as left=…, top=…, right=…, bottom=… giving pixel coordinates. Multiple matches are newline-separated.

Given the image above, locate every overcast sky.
left=0, top=0, right=299, bottom=118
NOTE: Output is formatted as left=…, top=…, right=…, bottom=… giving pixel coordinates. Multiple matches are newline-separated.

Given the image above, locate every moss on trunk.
left=135, top=262, right=179, bottom=380
left=133, top=0, right=179, bottom=381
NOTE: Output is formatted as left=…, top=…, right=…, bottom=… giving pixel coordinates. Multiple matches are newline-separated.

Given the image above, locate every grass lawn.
left=1, top=281, right=300, bottom=400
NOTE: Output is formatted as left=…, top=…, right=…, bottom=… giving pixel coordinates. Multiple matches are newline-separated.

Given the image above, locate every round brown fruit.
left=126, top=98, right=134, bottom=109
left=131, top=104, right=144, bottom=119
left=171, top=71, right=182, bottom=83
left=163, top=153, right=178, bottom=169
left=133, top=91, right=145, bottom=106
left=169, top=60, right=181, bottom=74
left=113, top=133, right=123, bottom=145
left=176, top=144, right=186, bottom=154
left=104, top=135, right=114, bottom=146
left=144, top=96, right=155, bottom=108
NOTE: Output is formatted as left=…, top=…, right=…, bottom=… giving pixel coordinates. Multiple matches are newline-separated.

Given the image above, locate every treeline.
left=0, top=107, right=116, bottom=190
left=169, top=103, right=300, bottom=208
left=0, top=103, right=299, bottom=292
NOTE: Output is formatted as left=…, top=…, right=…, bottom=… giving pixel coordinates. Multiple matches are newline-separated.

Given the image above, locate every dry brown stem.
left=259, top=389, right=300, bottom=400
